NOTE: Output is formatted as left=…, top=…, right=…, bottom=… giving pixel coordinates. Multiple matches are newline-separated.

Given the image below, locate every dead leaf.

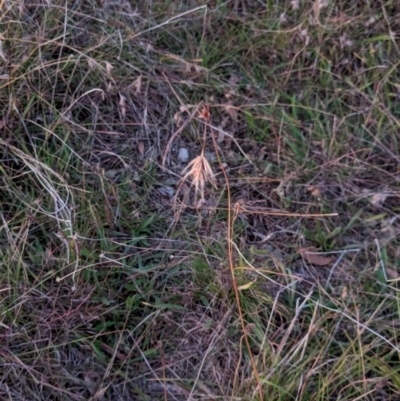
left=181, top=183, right=191, bottom=206
left=106, top=17, right=126, bottom=28
left=104, top=61, right=113, bottom=74
left=173, top=112, right=183, bottom=127
left=119, top=94, right=126, bottom=118
left=298, top=246, right=333, bottom=266
left=307, top=185, right=321, bottom=197
left=0, top=119, right=5, bottom=130
left=228, top=74, right=240, bottom=86
left=385, top=267, right=399, bottom=280
left=223, top=104, right=238, bottom=122
left=370, top=192, right=388, bottom=207
left=138, top=141, right=145, bottom=157
left=132, top=75, right=142, bottom=94
left=340, top=286, right=348, bottom=299
left=238, top=281, right=255, bottom=291
left=145, top=42, right=154, bottom=53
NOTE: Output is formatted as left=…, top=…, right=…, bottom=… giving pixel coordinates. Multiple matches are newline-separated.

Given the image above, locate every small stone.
left=178, top=147, right=189, bottom=163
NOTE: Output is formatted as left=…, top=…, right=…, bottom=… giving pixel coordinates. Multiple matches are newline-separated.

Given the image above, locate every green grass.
left=1, top=0, right=400, bottom=400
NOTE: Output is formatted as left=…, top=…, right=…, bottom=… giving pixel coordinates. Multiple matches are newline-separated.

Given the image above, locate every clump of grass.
left=174, top=104, right=217, bottom=209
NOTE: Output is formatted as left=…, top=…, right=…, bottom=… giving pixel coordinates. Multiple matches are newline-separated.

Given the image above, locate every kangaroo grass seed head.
left=180, top=153, right=217, bottom=200
left=198, top=103, right=211, bottom=122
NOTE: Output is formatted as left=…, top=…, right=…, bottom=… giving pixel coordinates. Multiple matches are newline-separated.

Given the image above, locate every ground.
left=1, top=1, right=400, bottom=400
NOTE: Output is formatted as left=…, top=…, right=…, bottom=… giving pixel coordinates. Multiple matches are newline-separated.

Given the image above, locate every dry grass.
left=174, top=104, right=217, bottom=207
left=178, top=153, right=217, bottom=201
left=1, top=0, right=400, bottom=400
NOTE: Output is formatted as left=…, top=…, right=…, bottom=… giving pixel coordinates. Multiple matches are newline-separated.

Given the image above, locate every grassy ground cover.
left=1, top=0, right=400, bottom=400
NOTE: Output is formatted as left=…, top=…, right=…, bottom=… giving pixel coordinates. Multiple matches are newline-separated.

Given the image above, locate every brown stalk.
left=203, top=104, right=263, bottom=400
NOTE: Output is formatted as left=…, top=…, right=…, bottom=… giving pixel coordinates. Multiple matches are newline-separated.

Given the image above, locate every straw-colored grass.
left=1, top=1, right=400, bottom=400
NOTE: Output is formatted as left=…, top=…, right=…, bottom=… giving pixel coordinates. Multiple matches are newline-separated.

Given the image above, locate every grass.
left=1, top=0, right=400, bottom=400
